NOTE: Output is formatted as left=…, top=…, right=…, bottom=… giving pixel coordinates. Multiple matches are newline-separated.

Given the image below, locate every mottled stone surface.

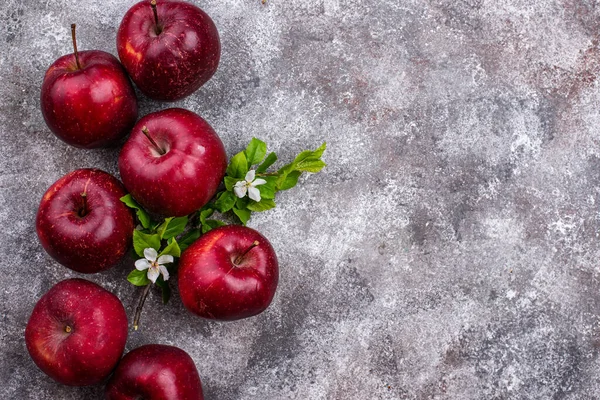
left=2, top=0, right=600, bottom=398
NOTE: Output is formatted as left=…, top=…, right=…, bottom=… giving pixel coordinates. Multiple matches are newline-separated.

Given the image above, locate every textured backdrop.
left=2, top=0, right=600, bottom=398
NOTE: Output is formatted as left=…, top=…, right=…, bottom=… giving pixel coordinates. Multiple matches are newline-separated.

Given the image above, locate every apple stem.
left=64, top=325, right=72, bottom=333
left=234, top=240, right=260, bottom=265
left=78, top=192, right=88, bottom=217
left=141, top=126, right=166, bottom=155
left=70, top=24, right=82, bottom=70
left=150, top=0, right=162, bottom=35
left=133, top=284, right=152, bottom=331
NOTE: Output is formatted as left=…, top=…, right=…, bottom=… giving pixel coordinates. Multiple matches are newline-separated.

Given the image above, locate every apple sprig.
left=119, top=138, right=326, bottom=330
left=206, top=138, right=327, bottom=226
left=119, top=196, right=191, bottom=328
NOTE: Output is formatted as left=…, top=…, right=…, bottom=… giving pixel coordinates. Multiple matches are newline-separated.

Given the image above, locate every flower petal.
left=147, top=267, right=160, bottom=284
left=245, top=170, right=256, bottom=183
left=252, top=178, right=267, bottom=186
left=157, top=255, right=174, bottom=265
left=159, top=265, right=170, bottom=281
left=248, top=186, right=261, bottom=202
left=234, top=185, right=247, bottom=198
left=135, top=259, right=150, bottom=271
left=144, top=247, right=158, bottom=262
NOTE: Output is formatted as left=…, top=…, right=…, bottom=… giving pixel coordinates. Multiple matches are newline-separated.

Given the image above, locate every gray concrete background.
left=2, top=0, right=600, bottom=398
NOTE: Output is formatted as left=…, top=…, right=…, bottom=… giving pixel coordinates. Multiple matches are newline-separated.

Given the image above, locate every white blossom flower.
left=233, top=170, right=267, bottom=202
left=135, top=248, right=172, bottom=283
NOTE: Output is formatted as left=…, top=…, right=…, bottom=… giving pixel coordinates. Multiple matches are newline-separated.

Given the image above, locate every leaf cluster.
left=120, top=195, right=190, bottom=303
left=213, top=138, right=326, bottom=225
left=118, top=138, right=327, bottom=305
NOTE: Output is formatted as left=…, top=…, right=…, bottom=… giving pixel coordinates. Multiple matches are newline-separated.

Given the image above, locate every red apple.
left=118, top=108, right=227, bottom=217
left=178, top=225, right=279, bottom=321
left=105, top=344, right=204, bottom=399
left=41, top=24, right=138, bottom=149
left=36, top=168, right=135, bottom=274
left=25, top=279, right=128, bottom=386
left=117, top=0, right=220, bottom=101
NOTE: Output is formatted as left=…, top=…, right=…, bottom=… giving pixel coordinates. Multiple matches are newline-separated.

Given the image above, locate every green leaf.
left=137, top=211, right=152, bottom=230
left=278, top=160, right=295, bottom=174
left=227, top=151, right=248, bottom=179
left=202, top=219, right=227, bottom=233
left=159, top=238, right=181, bottom=258
left=179, top=229, right=201, bottom=251
left=120, top=194, right=152, bottom=229
left=157, top=216, right=188, bottom=240
left=214, top=191, right=236, bottom=213
left=120, top=194, right=138, bottom=209
left=127, top=269, right=150, bottom=286
left=244, top=138, right=267, bottom=166
left=199, top=207, right=214, bottom=223
left=232, top=207, right=251, bottom=225
left=275, top=143, right=327, bottom=190
left=235, top=196, right=250, bottom=210
left=256, top=152, right=277, bottom=173
left=156, top=217, right=172, bottom=239
left=247, top=199, right=276, bottom=212
left=296, top=158, right=326, bottom=173
left=278, top=170, right=302, bottom=191
left=199, top=204, right=227, bottom=233
left=155, top=277, right=171, bottom=304
left=208, top=219, right=227, bottom=228
left=133, top=230, right=161, bottom=257
left=257, top=178, right=276, bottom=199
left=224, top=176, right=239, bottom=191
left=151, top=220, right=163, bottom=231
left=294, top=142, right=327, bottom=164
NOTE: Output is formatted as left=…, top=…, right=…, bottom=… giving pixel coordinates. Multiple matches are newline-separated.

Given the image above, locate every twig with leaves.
left=120, top=138, right=326, bottom=330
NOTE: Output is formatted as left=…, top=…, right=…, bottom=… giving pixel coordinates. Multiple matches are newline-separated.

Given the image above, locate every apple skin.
left=105, top=344, right=204, bottom=399
left=178, top=225, right=279, bottom=321
left=117, top=0, right=220, bottom=101
left=36, top=169, right=135, bottom=274
left=118, top=108, right=227, bottom=217
left=41, top=50, right=138, bottom=149
left=25, top=278, right=128, bottom=386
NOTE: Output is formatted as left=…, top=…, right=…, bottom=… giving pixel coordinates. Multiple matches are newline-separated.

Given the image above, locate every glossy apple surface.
left=178, top=225, right=279, bottom=320
left=41, top=50, right=138, bottom=148
left=25, top=279, right=128, bottom=386
left=117, top=0, right=220, bottom=101
left=36, top=169, right=135, bottom=273
left=105, top=344, right=204, bottom=399
left=118, top=108, right=227, bottom=217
